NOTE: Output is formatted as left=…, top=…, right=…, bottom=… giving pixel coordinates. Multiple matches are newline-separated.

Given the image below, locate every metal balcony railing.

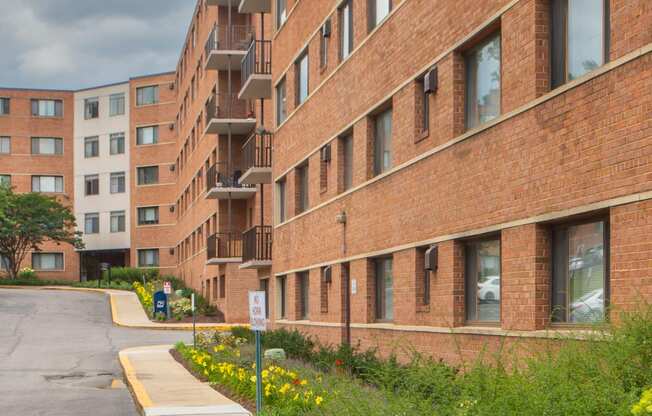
left=242, top=131, right=272, bottom=172
left=205, top=92, right=255, bottom=122
left=242, top=225, right=273, bottom=263
left=204, top=24, right=254, bottom=57
left=207, top=232, right=243, bottom=260
left=241, top=40, right=272, bottom=85
left=206, top=163, right=256, bottom=191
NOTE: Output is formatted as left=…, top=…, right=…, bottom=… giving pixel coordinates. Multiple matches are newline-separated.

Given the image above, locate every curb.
left=0, top=285, right=248, bottom=332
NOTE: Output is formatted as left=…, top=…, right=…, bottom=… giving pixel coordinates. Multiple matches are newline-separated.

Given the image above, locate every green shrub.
left=161, top=275, right=186, bottom=290
left=101, top=267, right=158, bottom=283
left=262, top=328, right=316, bottom=362
left=230, top=326, right=255, bottom=343
left=170, top=297, right=192, bottom=320
left=0, top=278, right=70, bottom=286
left=17, top=267, right=37, bottom=280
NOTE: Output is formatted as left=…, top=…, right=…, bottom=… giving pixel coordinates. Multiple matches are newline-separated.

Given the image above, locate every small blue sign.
left=153, top=290, right=168, bottom=315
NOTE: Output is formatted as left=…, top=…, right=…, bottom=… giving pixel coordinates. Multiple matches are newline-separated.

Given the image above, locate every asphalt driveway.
left=0, top=288, right=191, bottom=416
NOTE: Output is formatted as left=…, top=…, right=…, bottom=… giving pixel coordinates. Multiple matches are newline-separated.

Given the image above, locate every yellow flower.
left=315, top=396, right=324, bottom=406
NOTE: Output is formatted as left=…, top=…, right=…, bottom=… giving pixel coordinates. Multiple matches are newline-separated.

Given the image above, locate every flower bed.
left=175, top=304, right=652, bottom=416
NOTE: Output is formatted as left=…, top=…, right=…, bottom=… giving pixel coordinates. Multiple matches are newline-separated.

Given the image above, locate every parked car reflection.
left=570, top=288, right=604, bottom=322
left=478, top=276, right=500, bottom=302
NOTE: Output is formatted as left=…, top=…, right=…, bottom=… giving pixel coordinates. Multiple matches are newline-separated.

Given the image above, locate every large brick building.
left=1, top=0, right=651, bottom=362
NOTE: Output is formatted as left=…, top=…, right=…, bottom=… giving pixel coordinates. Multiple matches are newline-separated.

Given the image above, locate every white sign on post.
left=248, top=291, right=267, bottom=331
left=163, top=281, right=172, bottom=295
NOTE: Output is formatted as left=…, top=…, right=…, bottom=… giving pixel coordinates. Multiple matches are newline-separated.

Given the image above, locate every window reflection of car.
left=569, top=244, right=603, bottom=271
left=478, top=276, right=500, bottom=302
left=570, top=288, right=604, bottom=322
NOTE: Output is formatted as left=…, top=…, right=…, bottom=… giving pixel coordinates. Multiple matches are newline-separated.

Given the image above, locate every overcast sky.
left=0, top=0, right=196, bottom=90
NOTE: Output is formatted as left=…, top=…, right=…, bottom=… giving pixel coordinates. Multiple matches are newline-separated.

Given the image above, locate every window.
left=110, top=211, right=126, bottom=233
left=110, top=133, right=125, bottom=155
left=84, top=97, right=99, bottom=119
left=138, top=207, right=159, bottom=225
left=341, top=134, right=353, bottom=191
left=137, top=126, right=159, bottom=145
left=375, top=257, right=393, bottom=321
left=551, top=0, right=608, bottom=88
left=138, top=249, right=159, bottom=267
left=137, top=166, right=159, bottom=185
left=295, top=51, right=309, bottom=105
left=0, top=175, right=10, bottom=187
left=552, top=219, right=607, bottom=323
left=465, top=32, right=501, bottom=130
left=32, top=176, right=63, bottom=193
left=84, top=213, right=99, bottom=234
left=84, top=136, right=99, bottom=158
left=31, top=137, right=63, bottom=155
left=296, top=163, right=309, bottom=214
left=320, top=19, right=330, bottom=69
left=0, top=137, right=10, bottom=154
left=31, top=99, right=63, bottom=117
left=298, top=272, right=310, bottom=319
left=109, top=93, right=125, bottom=116
left=339, top=0, right=353, bottom=61
left=136, top=86, right=159, bottom=106
left=0, top=98, right=9, bottom=115
left=220, top=275, right=226, bottom=298
left=277, top=177, right=287, bottom=223
left=32, top=253, right=63, bottom=270
left=0, top=255, right=9, bottom=271
left=260, top=279, right=269, bottom=317
left=110, top=172, right=125, bottom=194
left=276, top=77, right=287, bottom=125
left=277, top=275, right=287, bottom=319
left=85, top=175, right=99, bottom=196
left=465, top=237, right=501, bottom=323
left=368, top=0, right=391, bottom=31
left=276, top=0, right=287, bottom=28
left=373, top=108, right=392, bottom=175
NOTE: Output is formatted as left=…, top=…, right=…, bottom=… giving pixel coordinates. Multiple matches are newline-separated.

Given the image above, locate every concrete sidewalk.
left=2, top=285, right=245, bottom=331
left=120, top=345, right=251, bottom=416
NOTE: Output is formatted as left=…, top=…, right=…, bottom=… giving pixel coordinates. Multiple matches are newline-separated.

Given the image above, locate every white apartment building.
left=73, top=82, right=130, bottom=280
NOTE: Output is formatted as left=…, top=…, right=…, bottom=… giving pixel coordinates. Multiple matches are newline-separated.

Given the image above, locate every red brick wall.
left=0, top=88, right=79, bottom=281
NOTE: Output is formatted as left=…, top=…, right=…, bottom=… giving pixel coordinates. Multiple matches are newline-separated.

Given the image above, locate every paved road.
left=0, top=288, right=192, bottom=416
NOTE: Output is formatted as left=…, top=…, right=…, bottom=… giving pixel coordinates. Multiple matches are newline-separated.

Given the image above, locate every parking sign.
left=163, top=281, right=172, bottom=295
left=248, top=291, right=266, bottom=331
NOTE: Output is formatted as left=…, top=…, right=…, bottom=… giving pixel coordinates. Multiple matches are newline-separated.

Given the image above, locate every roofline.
left=129, top=70, right=176, bottom=81
left=75, top=80, right=130, bottom=93
left=0, top=70, right=176, bottom=94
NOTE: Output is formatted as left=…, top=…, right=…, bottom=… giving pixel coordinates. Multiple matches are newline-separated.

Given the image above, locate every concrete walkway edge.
left=119, top=345, right=251, bottom=416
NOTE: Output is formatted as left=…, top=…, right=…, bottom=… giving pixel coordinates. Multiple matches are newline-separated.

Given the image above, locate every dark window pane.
left=465, top=238, right=501, bottom=322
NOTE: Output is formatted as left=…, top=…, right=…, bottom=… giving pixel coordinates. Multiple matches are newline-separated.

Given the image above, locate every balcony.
left=206, top=0, right=241, bottom=6
left=207, top=232, right=242, bottom=265
left=206, top=163, right=257, bottom=200
left=204, top=92, right=256, bottom=136
left=239, top=131, right=272, bottom=185
left=240, top=226, right=272, bottom=269
left=239, top=40, right=272, bottom=100
left=204, top=24, right=254, bottom=71
left=238, top=0, right=271, bottom=13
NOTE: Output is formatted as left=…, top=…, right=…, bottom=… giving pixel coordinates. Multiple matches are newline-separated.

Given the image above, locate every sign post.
left=163, top=281, right=172, bottom=319
left=191, top=293, right=196, bottom=347
left=249, top=291, right=266, bottom=415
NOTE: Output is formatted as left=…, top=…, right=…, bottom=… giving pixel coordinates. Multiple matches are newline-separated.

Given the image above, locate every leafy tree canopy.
left=0, top=185, right=83, bottom=279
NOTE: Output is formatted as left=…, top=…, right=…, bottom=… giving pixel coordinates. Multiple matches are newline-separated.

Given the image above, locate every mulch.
left=169, top=348, right=257, bottom=413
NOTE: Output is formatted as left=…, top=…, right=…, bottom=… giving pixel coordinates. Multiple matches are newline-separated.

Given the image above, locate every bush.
left=0, top=278, right=70, bottom=286
left=17, top=267, right=37, bottom=280
left=170, top=297, right=192, bottom=320
left=230, top=326, right=255, bottom=343
left=161, top=275, right=186, bottom=290
left=262, top=328, right=316, bottom=363
left=101, top=267, right=158, bottom=283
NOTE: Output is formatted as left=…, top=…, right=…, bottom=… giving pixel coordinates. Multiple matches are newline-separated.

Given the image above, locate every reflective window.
left=465, top=237, right=501, bottom=323
left=373, top=108, right=393, bottom=175
left=136, top=86, right=159, bottom=106
left=110, top=93, right=125, bottom=116
left=84, top=213, right=99, bottom=234
left=296, top=51, right=309, bottom=105
left=375, top=257, right=393, bottom=321
left=465, top=33, right=501, bottom=130
left=552, top=220, right=607, bottom=323
left=137, top=126, right=158, bottom=145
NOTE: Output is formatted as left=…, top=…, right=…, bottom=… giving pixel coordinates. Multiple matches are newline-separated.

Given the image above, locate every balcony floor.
left=205, top=118, right=256, bottom=136
left=238, top=74, right=272, bottom=100
left=238, top=0, right=271, bottom=13
left=206, top=186, right=257, bottom=200
left=205, top=50, right=247, bottom=71
left=239, top=166, right=271, bottom=185
left=206, top=257, right=242, bottom=265
left=239, top=259, right=272, bottom=269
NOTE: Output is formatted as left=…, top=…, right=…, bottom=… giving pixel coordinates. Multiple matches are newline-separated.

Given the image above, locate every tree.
left=0, top=185, right=84, bottom=279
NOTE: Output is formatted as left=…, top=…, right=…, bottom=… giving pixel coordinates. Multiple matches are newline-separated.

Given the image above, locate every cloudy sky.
left=0, top=0, right=196, bottom=90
